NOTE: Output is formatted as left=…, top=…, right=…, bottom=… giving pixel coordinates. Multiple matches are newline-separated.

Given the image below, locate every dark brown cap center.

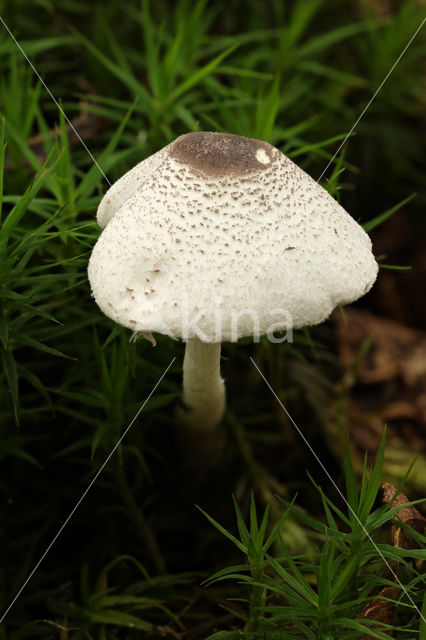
left=169, top=132, right=275, bottom=177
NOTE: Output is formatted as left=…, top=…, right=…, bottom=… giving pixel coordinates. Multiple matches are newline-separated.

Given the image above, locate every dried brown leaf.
left=381, top=482, right=426, bottom=550
left=358, top=585, right=400, bottom=639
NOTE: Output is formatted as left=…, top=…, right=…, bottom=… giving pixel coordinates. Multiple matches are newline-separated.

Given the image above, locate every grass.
left=0, top=0, right=425, bottom=637
left=201, top=435, right=426, bottom=639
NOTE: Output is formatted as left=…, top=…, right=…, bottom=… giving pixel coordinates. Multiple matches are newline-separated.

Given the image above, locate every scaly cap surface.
left=88, top=132, right=378, bottom=342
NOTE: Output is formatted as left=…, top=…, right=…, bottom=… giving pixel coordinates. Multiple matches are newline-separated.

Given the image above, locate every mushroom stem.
left=179, top=338, right=225, bottom=431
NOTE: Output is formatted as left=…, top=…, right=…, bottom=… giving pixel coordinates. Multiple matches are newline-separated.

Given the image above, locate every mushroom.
left=88, top=132, right=378, bottom=446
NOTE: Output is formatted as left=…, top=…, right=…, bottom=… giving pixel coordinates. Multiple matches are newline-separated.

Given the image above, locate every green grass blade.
left=197, top=505, right=247, bottom=554
left=360, top=428, right=386, bottom=522
left=0, top=114, right=5, bottom=225
left=296, top=22, right=368, bottom=59
left=330, top=553, right=359, bottom=601
left=258, top=504, right=269, bottom=545
left=76, top=32, right=151, bottom=104
left=141, top=0, right=162, bottom=98
left=0, top=149, right=57, bottom=246
left=263, top=496, right=296, bottom=553
left=254, top=75, right=280, bottom=141
left=421, top=591, right=426, bottom=640
left=167, top=43, right=239, bottom=104
left=266, top=553, right=318, bottom=606
left=75, top=100, right=137, bottom=199
left=1, top=347, right=19, bottom=423
left=249, top=491, right=259, bottom=538
left=344, top=444, right=359, bottom=525
left=84, top=607, right=153, bottom=631
left=363, top=193, right=416, bottom=232
left=377, top=263, right=412, bottom=271
left=17, top=333, right=74, bottom=360
left=232, top=495, right=250, bottom=549
left=289, top=133, right=352, bottom=158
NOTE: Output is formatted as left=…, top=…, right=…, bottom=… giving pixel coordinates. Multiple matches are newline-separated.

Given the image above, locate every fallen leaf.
left=381, top=482, right=426, bottom=550
left=358, top=585, right=400, bottom=639
left=334, top=309, right=426, bottom=388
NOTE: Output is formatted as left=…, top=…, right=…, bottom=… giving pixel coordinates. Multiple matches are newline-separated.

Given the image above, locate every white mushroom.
left=88, top=132, right=378, bottom=439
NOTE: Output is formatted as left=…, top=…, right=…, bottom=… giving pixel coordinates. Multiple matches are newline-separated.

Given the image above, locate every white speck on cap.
left=88, top=132, right=378, bottom=342
left=255, top=148, right=271, bottom=164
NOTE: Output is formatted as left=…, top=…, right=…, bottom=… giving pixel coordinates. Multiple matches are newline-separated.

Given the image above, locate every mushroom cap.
left=88, top=132, right=378, bottom=342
